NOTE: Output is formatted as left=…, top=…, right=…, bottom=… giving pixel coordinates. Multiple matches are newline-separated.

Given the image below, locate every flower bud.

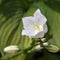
left=43, top=42, right=48, bottom=46
left=35, top=45, right=43, bottom=50
left=4, top=45, right=19, bottom=53
left=47, top=45, right=59, bottom=53
left=41, top=38, right=46, bottom=42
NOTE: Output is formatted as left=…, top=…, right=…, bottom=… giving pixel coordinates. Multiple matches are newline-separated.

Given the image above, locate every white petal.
left=34, top=31, right=45, bottom=38
left=22, top=29, right=38, bottom=38
left=34, top=9, right=42, bottom=18
left=43, top=24, right=48, bottom=33
left=34, top=9, right=47, bottom=25
left=4, top=45, right=19, bottom=53
left=22, top=16, right=34, bottom=29
left=34, top=24, right=48, bottom=38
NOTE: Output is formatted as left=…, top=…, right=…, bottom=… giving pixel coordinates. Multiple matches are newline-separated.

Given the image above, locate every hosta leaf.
left=0, top=0, right=32, bottom=60
left=10, top=54, right=26, bottom=60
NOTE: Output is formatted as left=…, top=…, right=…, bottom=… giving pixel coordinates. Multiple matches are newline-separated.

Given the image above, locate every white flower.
left=4, top=45, right=19, bottom=53
left=22, top=9, right=48, bottom=38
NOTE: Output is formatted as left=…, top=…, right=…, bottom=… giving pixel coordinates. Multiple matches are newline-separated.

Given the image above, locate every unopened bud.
left=35, top=45, right=43, bottom=50
left=47, top=45, right=59, bottom=53
left=43, top=42, right=48, bottom=46
left=4, top=45, right=19, bottom=53
left=41, top=38, right=46, bottom=42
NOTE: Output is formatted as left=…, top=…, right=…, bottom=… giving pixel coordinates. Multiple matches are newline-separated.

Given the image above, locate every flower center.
left=33, top=24, right=42, bottom=32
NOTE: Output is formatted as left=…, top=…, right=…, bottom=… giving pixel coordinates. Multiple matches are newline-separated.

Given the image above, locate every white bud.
left=4, top=45, right=19, bottom=53
left=35, top=45, right=43, bottom=50
left=43, top=42, right=48, bottom=46
left=47, top=45, right=59, bottom=53
left=41, top=38, right=46, bottom=42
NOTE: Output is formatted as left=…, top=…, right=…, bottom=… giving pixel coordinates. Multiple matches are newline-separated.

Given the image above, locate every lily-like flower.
left=22, top=9, right=48, bottom=38
left=4, top=45, right=19, bottom=53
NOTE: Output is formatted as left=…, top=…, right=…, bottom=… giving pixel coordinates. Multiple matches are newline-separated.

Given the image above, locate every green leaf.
left=0, top=0, right=32, bottom=60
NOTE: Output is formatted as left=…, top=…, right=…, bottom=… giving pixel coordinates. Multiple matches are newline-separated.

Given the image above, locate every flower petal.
left=22, top=16, right=34, bottom=29
left=34, top=9, right=47, bottom=25
left=34, top=31, right=45, bottom=38
left=22, top=29, right=38, bottom=38
left=33, top=24, right=48, bottom=38
left=34, top=9, right=42, bottom=18
left=43, top=24, right=48, bottom=33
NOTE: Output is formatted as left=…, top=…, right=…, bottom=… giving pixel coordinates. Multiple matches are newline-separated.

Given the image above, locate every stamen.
left=33, top=24, right=42, bottom=32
